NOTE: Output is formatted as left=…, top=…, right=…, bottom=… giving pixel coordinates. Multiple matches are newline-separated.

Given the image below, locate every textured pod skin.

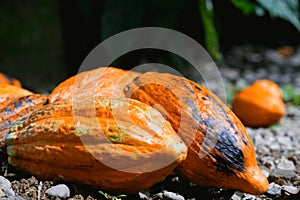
left=124, top=72, right=269, bottom=194
left=0, top=84, right=33, bottom=110
left=0, top=73, right=22, bottom=87
left=6, top=98, right=187, bottom=193
left=49, top=67, right=140, bottom=103
left=232, top=79, right=285, bottom=127
left=0, top=94, right=48, bottom=144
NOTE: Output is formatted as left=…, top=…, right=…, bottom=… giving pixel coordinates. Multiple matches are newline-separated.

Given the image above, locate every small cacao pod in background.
left=232, top=79, right=285, bottom=128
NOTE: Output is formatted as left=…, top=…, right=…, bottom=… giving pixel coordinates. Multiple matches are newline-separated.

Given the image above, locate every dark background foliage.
left=0, top=0, right=299, bottom=92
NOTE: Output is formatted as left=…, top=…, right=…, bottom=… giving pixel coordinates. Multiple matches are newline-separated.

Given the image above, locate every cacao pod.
left=0, top=84, right=32, bottom=109
left=6, top=98, right=187, bottom=193
left=0, top=73, right=21, bottom=87
left=232, top=79, right=285, bottom=127
left=0, top=94, right=48, bottom=144
left=124, top=72, right=269, bottom=194
left=49, top=67, right=139, bottom=103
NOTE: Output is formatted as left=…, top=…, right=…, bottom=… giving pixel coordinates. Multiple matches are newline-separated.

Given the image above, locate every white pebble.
left=0, top=176, right=11, bottom=190
left=138, top=191, right=150, bottom=199
left=0, top=176, right=15, bottom=197
left=163, top=190, right=185, bottom=200
left=277, top=157, right=296, bottom=171
left=282, top=185, right=299, bottom=194
left=267, top=182, right=281, bottom=196
left=45, top=184, right=70, bottom=198
left=231, top=191, right=243, bottom=200
left=0, top=189, right=5, bottom=197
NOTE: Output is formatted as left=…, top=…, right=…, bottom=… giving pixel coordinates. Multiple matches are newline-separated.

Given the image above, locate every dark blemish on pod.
left=184, top=97, right=205, bottom=125
left=215, top=126, right=245, bottom=173
left=23, top=96, right=34, bottom=106
left=201, top=96, right=208, bottom=101
left=210, top=96, right=228, bottom=116
left=184, top=97, right=245, bottom=174
left=241, top=134, right=248, bottom=146
left=4, top=107, right=13, bottom=113
left=0, top=121, right=12, bottom=130
left=13, top=100, right=24, bottom=109
left=215, top=155, right=235, bottom=175
left=133, top=76, right=139, bottom=83
left=228, top=120, right=236, bottom=131
left=193, top=84, right=202, bottom=92
left=182, top=82, right=195, bottom=94
left=124, top=85, right=130, bottom=93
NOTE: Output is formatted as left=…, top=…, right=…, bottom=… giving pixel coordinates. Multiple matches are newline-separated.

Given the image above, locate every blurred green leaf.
left=293, top=94, right=300, bottom=105
left=99, top=190, right=126, bottom=200
left=197, top=0, right=223, bottom=60
left=282, top=84, right=295, bottom=102
left=256, top=0, right=300, bottom=31
left=230, top=0, right=257, bottom=15
left=268, top=123, right=279, bottom=130
left=281, top=84, right=300, bottom=106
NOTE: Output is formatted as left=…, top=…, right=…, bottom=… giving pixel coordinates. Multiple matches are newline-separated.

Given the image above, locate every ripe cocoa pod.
left=0, top=94, right=48, bottom=144
left=0, top=73, right=22, bottom=87
left=6, top=98, right=187, bottom=193
left=124, top=72, right=269, bottom=194
left=232, top=79, right=285, bottom=127
left=49, top=67, right=140, bottom=103
left=0, top=84, right=32, bottom=110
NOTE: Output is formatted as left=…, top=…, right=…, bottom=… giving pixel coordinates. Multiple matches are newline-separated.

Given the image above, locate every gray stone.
left=277, top=157, right=296, bottom=171
left=267, top=182, right=281, bottom=196
left=270, top=169, right=297, bottom=179
left=0, top=176, right=15, bottom=198
left=257, top=146, right=271, bottom=156
left=0, top=176, right=11, bottom=190
left=154, top=192, right=163, bottom=199
left=139, top=191, right=150, bottom=200
left=14, top=195, right=26, bottom=200
left=163, top=190, right=185, bottom=200
left=261, top=169, right=270, bottom=178
left=2, top=188, right=15, bottom=198
left=45, top=184, right=70, bottom=198
left=282, top=185, right=299, bottom=194
left=261, top=156, right=276, bottom=170
left=276, top=136, right=291, bottom=146
left=269, top=143, right=281, bottom=151
left=253, top=135, right=264, bottom=147
left=171, top=176, right=180, bottom=182
left=242, top=194, right=258, bottom=200
left=0, top=188, right=5, bottom=197
left=231, top=191, right=243, bottom=200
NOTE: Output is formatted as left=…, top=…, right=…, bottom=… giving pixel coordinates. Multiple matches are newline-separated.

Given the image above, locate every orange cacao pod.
left=0, top=94, right=48, bottom=144
left=232, top=79, right=285, bottom=127
left=0, top=84, right=33, bottom=110
left=0, top=73, right=22, bottom=87
left=124, top=72, right=269, bottom=194
left=49, top=67, right=139, bottom=103
left=6, top=98, right=187, bottom=193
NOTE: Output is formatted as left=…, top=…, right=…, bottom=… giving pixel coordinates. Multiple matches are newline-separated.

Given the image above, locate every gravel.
left=0, top=44, right=299, bottom=199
